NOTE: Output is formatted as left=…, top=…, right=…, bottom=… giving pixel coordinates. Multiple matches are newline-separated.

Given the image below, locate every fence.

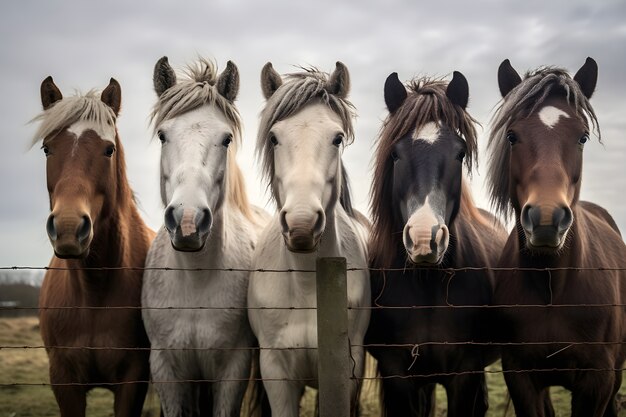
left=1, top=262, right=626, bottom=416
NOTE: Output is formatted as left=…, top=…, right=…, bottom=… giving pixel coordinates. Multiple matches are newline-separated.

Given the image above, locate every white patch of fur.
left=67, top=119, right=116, bottom=142
left=538, top=105, right=570, bottom=129
left=411, top=121, right=440, bottom=143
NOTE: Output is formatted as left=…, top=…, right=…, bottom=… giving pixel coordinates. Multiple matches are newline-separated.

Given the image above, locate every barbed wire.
left=2, top=265, right=625, bottom=272
left=4, top=302, right=626, bottom=312
left=4, top=367, right=626, bottom=387
left=3, top=340, right=626, bottom=352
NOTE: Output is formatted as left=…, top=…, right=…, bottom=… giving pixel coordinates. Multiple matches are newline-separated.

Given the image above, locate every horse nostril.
left=76, top=216, right=91, bottom=242
left=554, top=206, right=573, bottom=232
left=403, top=226, right=413, bottom=249
left=521, top=205, right=540, bottom=231
left=164, top=206, right=177, bottom=232
left=197, top=208, right=213, bottom=233
left=312, top=209, right=325, bottom=236
left=279, top=210, right=289, bottom=234
left=46, top=215, right=57, bottom=241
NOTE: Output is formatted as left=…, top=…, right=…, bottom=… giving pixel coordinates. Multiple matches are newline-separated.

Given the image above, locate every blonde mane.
left=31, top=91, right=116, bottom=146
left=256, top=68, right=356, bottom=189
left=151, top=58, right=253, bottom=221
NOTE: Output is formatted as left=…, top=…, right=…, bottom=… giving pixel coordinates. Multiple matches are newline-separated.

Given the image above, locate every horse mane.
left=30, top=91, right=116, bottom=146
left=256, top=67, right=357, bottom=216
left=369, top=77, right=479, bottom=267
left=487, top=66, right=601, bottom=219
left=151, top=58, right=254, bottom=221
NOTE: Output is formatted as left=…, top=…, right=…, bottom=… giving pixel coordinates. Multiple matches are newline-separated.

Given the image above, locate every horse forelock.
left=150, top=58, right=243, bottom=145
left=256, top=68, right=357, bottom=213
left=487, top=67, right=600, bottom=219
left=369, top=77, right=479, bottom=267
left=31, top=91, right=117, bottom=147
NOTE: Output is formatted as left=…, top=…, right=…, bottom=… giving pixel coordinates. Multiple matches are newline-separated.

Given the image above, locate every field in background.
left=1, top=316, right=625, bottom=416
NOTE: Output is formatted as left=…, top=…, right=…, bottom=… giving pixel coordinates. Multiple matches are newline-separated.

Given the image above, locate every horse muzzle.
left=520, top=204, right=572, bottom=252
left=280, top=207, right=325, bottom=254
left=403, top=223, right=449, bottom=265
left=164, top=205, right=212, bottom=252
left=47, top=213, right=92, bottom=259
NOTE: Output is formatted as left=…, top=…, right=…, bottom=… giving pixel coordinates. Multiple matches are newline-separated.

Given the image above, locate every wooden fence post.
left=316, top=257, right=350, bottom=417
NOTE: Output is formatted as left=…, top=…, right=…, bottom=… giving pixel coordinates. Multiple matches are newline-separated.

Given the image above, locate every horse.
left=487, top=57, right=626, bottom=417
left=247, top=62, right=371, bottom=417
left=142, top=57, right=269, bottom=417
left=365, top=71, right=507, bottom=417
left=33, top=77, right=155, bottom=417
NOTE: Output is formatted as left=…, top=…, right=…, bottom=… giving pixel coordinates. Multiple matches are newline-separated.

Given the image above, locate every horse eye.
left=42, top=145, right=50, bottom=156
left=222, top=134, right=233, bottom=147
left=391, top=151, right=399, bottom=162
left=269, top=134, right=278, bottom=146
left=456, top=151, right=466, bottom=161
left=332, top=134, right=344, bottom=147
left=506, top=131, right=517, bottom=145
left=157, top=131, right=166, bottom=143
left=579, top=133, right=589, bottom=145
left=104, top=145, right=115, bottom=157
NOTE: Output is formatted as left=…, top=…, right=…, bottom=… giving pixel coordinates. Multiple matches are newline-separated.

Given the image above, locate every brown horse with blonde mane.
left=488, top=57, right=626, bottom=417
left=366, top=71, right=506, bottom=416
left=33, top=77, right=155, bottom=417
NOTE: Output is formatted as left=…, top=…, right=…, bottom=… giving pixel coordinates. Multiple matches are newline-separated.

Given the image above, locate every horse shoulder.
left=578, top=200, right=622, bottom=238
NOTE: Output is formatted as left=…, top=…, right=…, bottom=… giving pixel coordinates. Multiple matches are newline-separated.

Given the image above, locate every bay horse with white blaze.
left=366, top=71, right=507, bottom=416
left=142, top=57, right=268, bottom=417
left=33, top=77, right=155, bottom=416
left=487, top=57, right=626, bottom=417
left=248, top=62, right=371, bottom=417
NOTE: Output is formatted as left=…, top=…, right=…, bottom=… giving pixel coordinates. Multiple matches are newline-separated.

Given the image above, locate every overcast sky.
left=1, top=0, right=624, bottom=267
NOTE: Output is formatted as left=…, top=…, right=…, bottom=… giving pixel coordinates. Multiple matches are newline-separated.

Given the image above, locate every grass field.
left=1, top=316, right=624, bottom=416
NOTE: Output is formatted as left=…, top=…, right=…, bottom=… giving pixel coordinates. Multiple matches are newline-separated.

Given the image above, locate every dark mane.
left=369, top=77, right=479, bottom=267
left=487, top=66, right=600, bottom=219
left=256, top=67, right=357, bottom=216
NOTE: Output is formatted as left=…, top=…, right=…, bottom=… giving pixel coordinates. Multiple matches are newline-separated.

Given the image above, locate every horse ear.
left=261, top=62, right=282, bottom=99
left=326, top=61, right=350, bottom=98
left=574, top=57, right=598, bottom=99
left=217, top=60, right=240, bottom=102
left=384, top=72, right=407, bottom=113
left=498, top=59, right=522, bottom=98
left=446, top=71, right=469, bottom=109
left=41, top=76, right=63, bottom=110
left=101, top=78, right=122, bottom=116
left=153, top=56, right=177, bottom=97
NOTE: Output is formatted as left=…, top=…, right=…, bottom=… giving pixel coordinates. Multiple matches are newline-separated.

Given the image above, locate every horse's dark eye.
left=332, top=134, right=344, bottom=147
left=506, top=131, right=517, bottom=145
left=42, top=145, right=50, bottom=156
left=104, top=145, right=115, bottom=157
left=391, top=151, right=399, bottom=162
left=269, top=134, right=278, bottom=146
left=222, top=134, right=233, bottom=147
left=579, top=133, right=589, bottom=145
left=157, top=131, right=166, bottom=143
left=456, top=151, right=466, bottom=161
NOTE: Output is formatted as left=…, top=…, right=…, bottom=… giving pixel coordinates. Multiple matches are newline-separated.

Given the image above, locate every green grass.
left=1, top=317, right=625, bottom=416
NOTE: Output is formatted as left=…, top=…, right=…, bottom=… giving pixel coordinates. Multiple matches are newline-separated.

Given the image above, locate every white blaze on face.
left=538, top=105, right=570, bottom=129
left=67, top=120, right=116, bottom=142
left=411, top=121, right=440, bottom=143
left=180, top=208, right=197, bottom=237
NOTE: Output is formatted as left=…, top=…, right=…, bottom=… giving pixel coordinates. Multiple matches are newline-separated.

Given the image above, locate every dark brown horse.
left=33, top=77, right=155, bottom=417
left=487, top=58, right=626, bottom=417
left=366, top=71, right=507, bottom=416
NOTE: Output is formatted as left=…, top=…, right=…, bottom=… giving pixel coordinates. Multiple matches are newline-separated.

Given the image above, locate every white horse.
left=248, top=62, right=371, bottom=417
left=142, top=57, right=268, bottom=417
